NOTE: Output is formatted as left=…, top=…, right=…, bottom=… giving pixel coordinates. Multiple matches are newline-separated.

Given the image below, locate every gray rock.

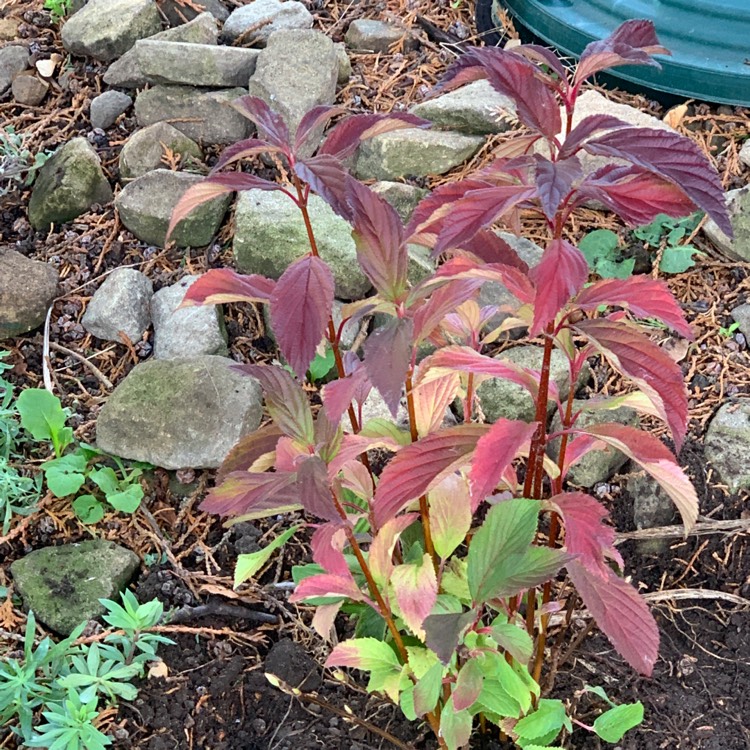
left=406, top=244, right=434, bottom=285
left=82, top=268, right=153, bottom=343
left=473, top=345, right=587, bottom=423
left=0, top=249, right=59, bottom=339
left=334, top=42, right=351, bottom=84
left=151, top=275, right=227, bottom=359
left=28, top=138, right=113, bottom=231
left=233, top=189, right=371, bottom=300
left=628, top=471, right=676, bottom=554
left=11, top=73, right=48, bottom=106
left=61, top=0, right=162, bottom=62
left=703, top=186, right=750, bottom=262
left=135, top=39, right=259, bottom=87
left=90, top=90, right=133, bottom=130
left=371, top=181, right=427, bottom=223
left=115, top=169, right=230, bottom=248
left=221, top=0, right=313, bottom=46
left=0, top=45, right=29, bottom=95
left=135, top=85, right=250, bottom=145
left=103, top=12, right=219, bottom=89
left=160, top=0, right=229, bottom=25
left=548, top=400, right=638, bottom=488
left=731, top=303, right=750, bottom=339
left=10, top=540, right=139, bottom=636
left=704, top=400, right=750, bottom=493
left=119, top=122, right=202, bottom=181
left=248, top=29, right=337, bottom=150
left=740, top=140, right=750, bottom=169
left=96, top=355, right=263, bottom=469
left=355, top=128, right=484, bottom=180
left=410, top=79, right=516, bottom=135
left=345, top=19, right=404, bottom=53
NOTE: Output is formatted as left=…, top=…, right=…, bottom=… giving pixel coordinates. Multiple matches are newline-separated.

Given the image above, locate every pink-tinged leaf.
left=369, top=513, right=419, bottom=585
left=439, top=697, right=473, bottom=750
left=573, top=318, right=688, bottom=449
left=216, top=424, right=284, bottom=483
left=533, top=155, right=582, bottom=221
left=582, top=128, right=731, bottom=235
left=575, top=165, right=697, bottom=228
left=200, top=470, right=299, bottom=517
left=298, top=456, right=338, bottom=521
left=458, top=229, right=529, bottom=270
left=294, top=105, right=348, bottom=153
left=452, top=658, right=484, bottom=712
left=411, top=372, right=460, bottom=437
left=419, top=345, right=540, bottom=399
left=182, top=268, right=276, bottom=307
left=211, top=137, right=281, bottom=173
left=530, top=238, right=589, bottom=335
left=166, top=173, right=281, bottom=242
left=412, top=279, right=485, bottom=344
left=552, top=492, right=623, bottom=575
left=312, top=602, right=343, bottom=641
left=232, top=95, right=290, bottom=149
left=373, top=425, right=486, bottom=527
left=294, top=155, right=351, bottom=219
left=363, top=318, right=414, bottom=417
left=392, top=553, right=438, bottom=638
left=274, top=435, right=307, bottom=472
left=572, top=423, right=698, bottom=531
left=269, top=255, right=334, bottom=379
left=567, top=559, right=659, bottom=676
left=575, top=276, right=692, bottom=339
left=327, top=432, right=402, bottom=478
left=311, top=523, right=351, bottom=577
left=512, top=43, right=568, bottom=82
left=291, top=573, right=368, bottom=604
left=325, top=638, right=400, bottom=672
left=469, top=419, right=538, bottom=509
left=237, top=365, right=315, bottom=445
left=575, top=20, right=669, bottom=84
left=339, top=461, right=374, bottom=504
left=423, top=611, right=475, bottom=665
left=347, top=179, right=408, bottom=299
left=322, top=366, right=371, bottom=424
left=429, top=475, right=471, bottom=560
left=558, top=115, right=631, bottom=160
left=319, top=112, right=429, bottom=159
left=438, top=47, right=561, bottom=139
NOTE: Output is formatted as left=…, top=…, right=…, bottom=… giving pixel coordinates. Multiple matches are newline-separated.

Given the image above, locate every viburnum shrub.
left=167, top=21, right=730, bottom=749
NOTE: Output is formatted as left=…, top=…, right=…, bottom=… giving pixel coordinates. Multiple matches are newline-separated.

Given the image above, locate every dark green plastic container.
left=476, top=0, right=750, bottom=106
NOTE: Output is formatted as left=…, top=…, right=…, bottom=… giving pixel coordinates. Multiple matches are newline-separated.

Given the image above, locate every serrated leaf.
left=200, top=470, right=301, bottom=518
left=453, top=657, right=484, bottom=711
left=391, top=553, right=438, bottom=638
left=325, top=638, right=403, bottom=701
left=593, top=702, right=644, bottom=742
left=439, top=696, right=473, bottom=750
left=234, top=525, right=301, bottom=587
left=231, top=95, right=290, bottom=148
left=429, top=474, right=471, bottom=559
left=490, top=622, right=533, bottom=665
left=182, top=267, right=276, bottom=306
left=514, top=698, right=568, bottom=742
left=363, top=317, right=413, bottom=418
left=413, top=661, right=443, bottom=717
left=423, top=611, right=475, bottom=665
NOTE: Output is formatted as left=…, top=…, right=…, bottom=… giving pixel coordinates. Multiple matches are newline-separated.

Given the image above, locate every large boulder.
left=115, top=169, right=230, bottom=247
left=0, top=249, right=59, bottom=339
left=119, top=122, right=202, bottom=181
left=10, top=540, right=140, bottom=636
left=221, top=0, right=312, bottom=46
left=28, top=138, right=113, bottom=231
left=703, top=186, right=750, bottom=262
left=233, top=190, right=371, bottom=300
left=134, top=85, right=250, bottom=145
left=61, top=0, right=162, bottom=62
left=704, top=401, right=750, bottom=493
left=96, top=356, right=263, bottom=469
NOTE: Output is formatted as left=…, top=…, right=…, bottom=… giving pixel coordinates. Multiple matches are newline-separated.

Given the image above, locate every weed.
left=43, top=0, right=70, bottom=24
left=0, top=128, right=51, bottom=197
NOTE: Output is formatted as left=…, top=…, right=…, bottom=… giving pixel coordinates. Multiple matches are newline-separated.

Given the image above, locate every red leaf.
left=411, top=278, right=485, bottom=344
left=575, top=165, right=697, bottom=228
left=469, top=419, right=538, bottom=508
left=557, top=115, right=631, bottom=160
left=575, top=19, right=669, bottom=84
left=411, top=372, right=461, bottom=437
left=458, top=229, right=530, bottom=271
left=290, top=573, right=368, bottom=603
left=294, top=105, right=348, bottom=153
left=319, top=112, right=429, bottom=159
left=232, top=95, right=290, bottom=149
left=347, top=179, right=408, bottom=299
left=391, top=553, right=438, bottom=637
left=181, top=268, right=276, bottom=306
left=575, top=276, right=693, bottom=339
left=211, top=137, right=281, bottom=173
left=322, top=366, right=371, bottom=424
left=363, top=318, right=414, bottom=417
left=236, top=365, right=315, bottom=445
left=571, top=423, right=698, bottom=531
left=200, top=470, right=299, bottom=517
left=298, top=456, right=338, bottom=521
left=452, top=658, right=484, bottom=712
left=529, top=238, right=589, bottom=335
left=216, top=424, right=284, bottom=483
left=512, top=44, right=568, bottom=82
left=552, top=492, right=622, bottom=575
left=270, top=255, right=334, bottom=379
left=373, top=425, right=485, bottom=527
left=369, top=513, right=419, bottom=585
left=567, top=559, right=659, bottom=676
left=582, top=128, right=731, bottom=235
left=533, top=155, right=583, bottom=221
left=574, top=318, right=688, bottom=450
left=311, top=522, right=350, bottom=577
left=294, top=155, right=351, bottom=220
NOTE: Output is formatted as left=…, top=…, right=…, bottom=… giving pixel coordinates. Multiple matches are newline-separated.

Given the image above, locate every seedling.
left=633, top=212, right=704, bottom=273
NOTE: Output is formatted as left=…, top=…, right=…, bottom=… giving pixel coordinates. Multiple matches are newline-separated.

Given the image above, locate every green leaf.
left=16, top=388, right=72, bottom=456
left=72, top=495, right=105, bottom=524
left=234, top=525, right=301, bottom=588
left=325, top=638, right=403, bottom=701
left=490, top=620, right=533, bottom=664
left=42, top=453, right=87, bottom=497
left=593, top=702, right=644, bottom=742
left=486, top=546, right=571, bottom=600
left=471, top=678, right=521, bottom=720
left=439, top=696, right=473, bottom=750
left=308, top=346, right=336, bottom=382
left=106, top=484, right=143, bottom=514
left=596, top=257, right=635, bottom=279
left=89, top=467, right=120, bottom=496
left=659, top=245, right=702, bottom=274
left=514, top=699, right=568, bottom=742
left=412, top=661, right=443, bottom=717
left=476, top=651, right=532, bottom=713
left=579, top=229, right=619, bottom=266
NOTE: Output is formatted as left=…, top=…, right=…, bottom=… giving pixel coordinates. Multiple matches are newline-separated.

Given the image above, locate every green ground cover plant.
left=0, top=127, right=51, bottom=197
left=167, top=21, right=731, bottom=748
